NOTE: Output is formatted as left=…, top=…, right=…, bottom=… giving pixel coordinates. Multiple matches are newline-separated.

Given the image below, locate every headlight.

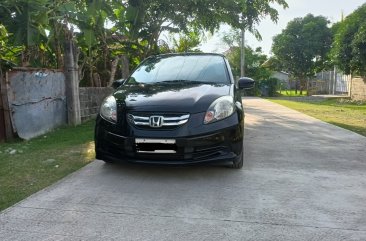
left=100, top=95, right=117, bottom=123
left=204, top=96, right=235, bottom=124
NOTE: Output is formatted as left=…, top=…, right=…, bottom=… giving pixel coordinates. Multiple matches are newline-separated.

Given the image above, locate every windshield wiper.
left=161, top=80, right=190, bottom=83
left=158, top=80, right=208, bottom=84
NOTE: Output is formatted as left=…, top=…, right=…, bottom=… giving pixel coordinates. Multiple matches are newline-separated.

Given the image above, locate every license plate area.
left=135, top=138, right=177, bottom=154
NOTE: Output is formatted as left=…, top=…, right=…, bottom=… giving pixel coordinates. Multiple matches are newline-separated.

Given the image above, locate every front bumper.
left=95, top=114, right=243, bottom=165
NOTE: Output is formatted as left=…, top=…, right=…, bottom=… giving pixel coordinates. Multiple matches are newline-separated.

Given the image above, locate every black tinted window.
left=127, top=55, right=229, bottom=84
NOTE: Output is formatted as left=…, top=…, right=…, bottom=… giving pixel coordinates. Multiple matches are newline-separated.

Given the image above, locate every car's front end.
left=95, top=53, right=253, bottom=168
left=95, top=99, right=244, bottom=165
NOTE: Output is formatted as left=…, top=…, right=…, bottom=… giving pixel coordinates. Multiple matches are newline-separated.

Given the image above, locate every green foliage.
left=262, top=56, right=282, bottom=72
left=0, top=24, right=8, bottom=59
left=331, top=3, right=366, bottom=76
left=222, top=29, right=241, bottom=48
left=111, top=0, right=288, bottom=56
left=171, top=31, right=201, bottom=53
left=160, top=29, right=203, bottom=53
left=0, top=24, right=22, bottom=69
left=0, top=0, right=289, bottom=86
left=350, top=27, right=366, bottom=75
left=272, top=14, right=332, bottom=90
left=224, top=41, right=271, bottom=79
left=0, top=0, right=49, bottom=47
left=215, top=0, right=289, bottom=34
left=259, top=77, right=279, bottom=97
left=223, top=30, right=272, bottom=95
left=0, top=0, right=53, bottom=67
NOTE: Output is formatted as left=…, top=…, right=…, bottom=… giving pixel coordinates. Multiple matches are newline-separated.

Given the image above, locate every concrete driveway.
left=1, top=97, right=366, bottom=240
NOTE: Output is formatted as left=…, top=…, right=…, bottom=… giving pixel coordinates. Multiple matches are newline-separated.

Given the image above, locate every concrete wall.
left=350, top=77, right=366, bottom=101
left=79, top=87, right=113, bottom=122
left=2, top=69, right=114, bottom=140
left=7, top=68, right=66, bottom=140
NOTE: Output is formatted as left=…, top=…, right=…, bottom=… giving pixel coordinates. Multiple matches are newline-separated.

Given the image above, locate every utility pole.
left=240, top=27, right=245, bottom=77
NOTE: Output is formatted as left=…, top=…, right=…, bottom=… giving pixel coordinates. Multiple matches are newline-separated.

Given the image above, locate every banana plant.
left=0, top=0, right=50, bottom=66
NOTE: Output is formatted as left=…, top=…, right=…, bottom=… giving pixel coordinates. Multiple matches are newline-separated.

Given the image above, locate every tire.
left=96, top=152, right=115, bottom=164
left=232, top=151, right=243, bottom=169
left=102, top=159, right=115, bottom=164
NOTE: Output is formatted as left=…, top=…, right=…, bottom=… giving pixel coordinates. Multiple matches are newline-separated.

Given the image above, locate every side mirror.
left=238, top=77, right=255, bottom=89
left=112, top=79, right=125, bottom=89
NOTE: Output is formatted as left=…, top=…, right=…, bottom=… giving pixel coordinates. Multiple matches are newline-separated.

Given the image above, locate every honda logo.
left=149, top=116, right=164, bottom=128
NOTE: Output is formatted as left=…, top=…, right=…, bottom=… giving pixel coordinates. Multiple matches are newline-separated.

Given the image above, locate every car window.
left=127, top=55, right=229, bottom=84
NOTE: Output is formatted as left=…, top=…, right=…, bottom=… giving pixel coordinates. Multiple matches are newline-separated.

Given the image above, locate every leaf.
left=125, top=6, right=138, bottom=22
left=34, top=11, right=48, bottom=26
left=83, top=29, right=97, bottom=48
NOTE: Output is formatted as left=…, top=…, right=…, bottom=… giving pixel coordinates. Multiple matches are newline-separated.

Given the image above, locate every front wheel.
left=232, top=151, right=243, bottom=169
left=96, top=152, right=115, bottom=164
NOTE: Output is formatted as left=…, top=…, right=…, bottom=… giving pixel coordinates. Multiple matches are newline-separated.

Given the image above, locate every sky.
left=199, top=0, right=366, bottom=55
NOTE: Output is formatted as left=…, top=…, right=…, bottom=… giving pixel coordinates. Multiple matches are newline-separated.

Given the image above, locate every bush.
left=258, top=77, right=279, bottom=97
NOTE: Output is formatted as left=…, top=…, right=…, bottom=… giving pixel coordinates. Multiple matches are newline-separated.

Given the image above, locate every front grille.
left=127, top=113, right=190, bottom=130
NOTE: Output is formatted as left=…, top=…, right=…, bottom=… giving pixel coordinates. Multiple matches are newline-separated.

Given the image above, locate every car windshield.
left=126, top=55, right=229, bottom=85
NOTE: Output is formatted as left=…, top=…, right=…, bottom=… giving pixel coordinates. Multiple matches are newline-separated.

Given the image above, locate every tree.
left=331, top=3, right=366, bottom=76
left=271, top=14, right=332, bottom=94
left=226, top=46, right=270, bottom=80
left=115, top=0, right=288, bottom=56
left=1, top=0, right=289, bottom=86
left=74, top=0, right=114, bottom=86
left=222, top=30, right=272, bottom=95
left=0, top=24, right=9, bottom=72
left=0, top=24, right=23, bottom=72
left=223, top=30, right=271, bottom=79
left=158, top=28, right=204, bottom=53
left=0, top=0, right=51, bottom=67
left=170, top=31, right=202, bottom=53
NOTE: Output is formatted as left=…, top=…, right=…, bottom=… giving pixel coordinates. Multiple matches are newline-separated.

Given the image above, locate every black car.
left=95, top=53, right=254, bottom=168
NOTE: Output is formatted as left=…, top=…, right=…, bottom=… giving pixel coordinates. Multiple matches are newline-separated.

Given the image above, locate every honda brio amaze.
left=95, top=53, right=254, bottom=168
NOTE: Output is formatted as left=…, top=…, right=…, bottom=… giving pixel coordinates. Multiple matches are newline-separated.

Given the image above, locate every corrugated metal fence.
left=0, top=68, right=112, bottom=141
left=6, top=68, right=67, bottom=140
left=312, top=70, right=351, bottom=95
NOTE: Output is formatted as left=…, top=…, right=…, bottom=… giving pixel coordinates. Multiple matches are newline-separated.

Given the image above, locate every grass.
left=0, top=121, right=95, bottom=211
left=269, top=98, right=366, bottom=137
left=276, top=90, right=308, bottom=97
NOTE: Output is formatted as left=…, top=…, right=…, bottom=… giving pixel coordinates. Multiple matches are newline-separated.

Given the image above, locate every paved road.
left=1, top=97, right=366, bottom=240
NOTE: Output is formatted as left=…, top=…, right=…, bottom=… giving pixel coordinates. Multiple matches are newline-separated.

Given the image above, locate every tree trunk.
left=56, top=44, right=63, bottom=69
left=299, top=77, right=308, bottom=96
left=121, top=55, right=130, bottom=79
left=0, top=69, right=15, bottom=140
left=299, top=79, right=303, bottom=95
left=89, top=59, right=94, bottom=87
left=64, top=39, right=81, bottom=126
left=93, top=73, right=101, bottom=87
left=108, top=56, right=120, bottom=86
left=76, top=49, right=85, bottom=83
left=103, top=38, right=109, bottom=70
left=54, top=22, right=64, bottom=69
left=0, top=66, right=5, bottom=142
left=295, top=80, right=298, bottom=94
left=21, top=49, right=30, bottom=67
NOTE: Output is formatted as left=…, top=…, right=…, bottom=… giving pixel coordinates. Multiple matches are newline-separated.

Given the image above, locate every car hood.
left=113, top=83, right=232, bottom=113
